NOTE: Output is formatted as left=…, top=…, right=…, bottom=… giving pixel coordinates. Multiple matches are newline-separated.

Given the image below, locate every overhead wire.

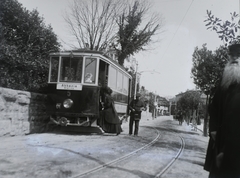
left=160, top=0, right=195, bottom=61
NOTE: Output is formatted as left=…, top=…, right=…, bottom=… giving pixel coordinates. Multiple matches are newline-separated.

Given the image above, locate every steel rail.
left=70, top=127, right=161, bottom=178
left=155, top=135, right=185, bottom=178
left=70, top=126, right=186, bottom=178
left=28, top=125, right=185, bottom=178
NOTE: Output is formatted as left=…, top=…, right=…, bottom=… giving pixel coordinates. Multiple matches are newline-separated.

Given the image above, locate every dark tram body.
left=46, top=50, right=132, bottom=130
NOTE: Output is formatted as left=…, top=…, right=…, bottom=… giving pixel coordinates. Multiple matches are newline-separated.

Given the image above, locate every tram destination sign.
left=57, top=83, right=83, bottom=91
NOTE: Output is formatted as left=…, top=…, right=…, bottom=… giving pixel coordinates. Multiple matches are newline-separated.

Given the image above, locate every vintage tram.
left=46, top=49, right=132, bottom=132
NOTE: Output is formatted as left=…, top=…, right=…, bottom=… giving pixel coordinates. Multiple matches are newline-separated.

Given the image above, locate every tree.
left=64, top=0, right=120, bottom=50
left=0, top=0, right=60, bottom=92
left=114, top=1, right=163, bottom=65
left=191, top=44, right=228, bottom=96
left=64, top=0, right=163, bottom=66
left=204, top=10, right=240, bottom=46
left=191, top=44, right=228, bottom=136
left=148, top=92, right=156, bottom=114
left=177, top=90, right=202, bottom=112
left=177, top=90, right=202, bottom=125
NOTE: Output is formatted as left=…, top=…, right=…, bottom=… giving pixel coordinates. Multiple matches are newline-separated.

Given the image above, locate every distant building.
left=156, top=96, right=169, bottom=115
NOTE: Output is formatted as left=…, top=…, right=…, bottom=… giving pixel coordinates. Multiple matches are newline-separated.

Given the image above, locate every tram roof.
left=49, top=49, right=132, bottom=78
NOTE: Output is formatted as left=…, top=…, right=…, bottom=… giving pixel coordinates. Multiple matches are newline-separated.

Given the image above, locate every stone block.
left=22, top=121, right=30, bottom=134
left=2, top=88, right=17, bottom=102
left=17, top=92, right=30, bottom=105
left=5, top=102, right=20, bottom=114
left=0, top=96, right=6, bottom=111
left=0, top=120, right=11, bottom=136
left=19, top=105, right=29, bottom=114
left=0, top=87, right=48, bottom=136
left=18, top=112, right=29, bottom=121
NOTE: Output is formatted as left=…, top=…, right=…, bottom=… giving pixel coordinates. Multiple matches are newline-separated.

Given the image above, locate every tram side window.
left=60, top=57, right=83, bottom=82
left=108, top=66, right=117, bottom=90
left=50, top=57, right=59, bottom=82
left=123, top=74, right=129, bottom=94
left=117, top=72, right=123, bottom=92
left=84, top=58, right=97, bottom=84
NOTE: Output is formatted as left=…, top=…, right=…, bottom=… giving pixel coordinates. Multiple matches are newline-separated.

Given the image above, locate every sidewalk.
left=121, top=113, right=205, bottom=135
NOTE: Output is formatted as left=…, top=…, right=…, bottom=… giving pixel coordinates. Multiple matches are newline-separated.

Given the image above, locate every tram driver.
left=85, top=73, right=93, bottom=83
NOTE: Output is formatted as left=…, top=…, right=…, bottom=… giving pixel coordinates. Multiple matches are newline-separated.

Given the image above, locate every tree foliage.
left=199, top=10, right=236, bottom=136
left=191, top=44, right=228, bottom=136
left=114, top=1, right=162, bottom=65
left=148, top=92, right=157, bottom=109
left=204, top=10, right=240, bottom=46
left=64, top=0, right=163, bottom=66
left=0, top=0, right=60, bottom=92
left=177, top=90, right=202, bottom=112
left=191, top=44, right=228, bottom=97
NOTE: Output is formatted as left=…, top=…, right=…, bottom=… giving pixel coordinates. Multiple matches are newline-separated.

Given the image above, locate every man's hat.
left=136, top=93, right=141, bottom=97
left=228, top=44, right=240, bottom=56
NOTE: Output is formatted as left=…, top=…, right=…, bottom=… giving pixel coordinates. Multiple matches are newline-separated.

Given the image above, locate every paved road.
left=0, top=115, right=209, bottom=178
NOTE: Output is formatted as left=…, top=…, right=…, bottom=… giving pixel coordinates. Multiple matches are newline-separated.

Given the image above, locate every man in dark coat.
left=128, top=93, right=146, bottom=136
left=204, top=44, right=240, bottom=178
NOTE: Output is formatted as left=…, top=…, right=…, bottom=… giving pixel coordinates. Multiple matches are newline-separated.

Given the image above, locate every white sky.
left=17, top=0, right=239, bottom=97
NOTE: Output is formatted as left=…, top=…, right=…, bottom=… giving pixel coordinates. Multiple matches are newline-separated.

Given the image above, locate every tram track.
left=155, top=135, right=185, bottom=178
left=70, top=126, right=186, bottom=178
left=70, top=127, right=161, bottom=178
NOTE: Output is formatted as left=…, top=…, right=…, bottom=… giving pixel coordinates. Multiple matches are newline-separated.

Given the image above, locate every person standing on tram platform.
left=98, top=86, right=123, bottom=135
left=128, top=93, right=146, bottom=136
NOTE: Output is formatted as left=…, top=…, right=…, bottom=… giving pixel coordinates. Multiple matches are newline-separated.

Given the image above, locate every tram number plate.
left=57, top=83, right=82, bottom=90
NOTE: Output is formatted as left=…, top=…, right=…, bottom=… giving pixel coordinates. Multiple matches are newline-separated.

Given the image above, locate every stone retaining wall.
left=0, top=87, right=48, bottom=136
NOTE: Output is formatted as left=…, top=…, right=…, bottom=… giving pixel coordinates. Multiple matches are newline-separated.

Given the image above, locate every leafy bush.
left=0, top=0, right=61, bottom=93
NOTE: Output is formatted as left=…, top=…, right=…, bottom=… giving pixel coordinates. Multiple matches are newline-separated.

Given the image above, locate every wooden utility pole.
left=134, top=61, right=138, bottom=99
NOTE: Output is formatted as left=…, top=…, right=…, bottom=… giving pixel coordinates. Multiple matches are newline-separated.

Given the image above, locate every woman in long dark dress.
left=98, top=86, right=123, bottom=135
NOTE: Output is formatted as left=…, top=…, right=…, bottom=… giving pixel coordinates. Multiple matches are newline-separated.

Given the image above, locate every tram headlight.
left=63, top=99, right=73, bottom=108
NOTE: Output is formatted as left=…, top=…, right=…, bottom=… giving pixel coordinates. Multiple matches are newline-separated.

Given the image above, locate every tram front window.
left=60, top=57, right=83, bottom=82
left=84, top=58, right=97, bottom=84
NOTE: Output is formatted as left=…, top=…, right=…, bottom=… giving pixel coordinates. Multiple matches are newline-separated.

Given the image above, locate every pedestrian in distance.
left=128, top=93, right=146, bottom=136
left=98, top=86, right=122, bottom=135
left=177, top=110, right=183, bottom=125
left=182, top=109, right=187, bottom=124
left=149, top=102, right=156, bottom=119
left=204, top=44, right=240, bottom=178
left=180, top=110, right=183, bottom=125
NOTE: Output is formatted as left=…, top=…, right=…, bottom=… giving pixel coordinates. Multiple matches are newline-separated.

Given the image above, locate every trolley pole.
left=153, top=91, right=157, bottom=119
left=134, top=61, right=138, bottom=99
